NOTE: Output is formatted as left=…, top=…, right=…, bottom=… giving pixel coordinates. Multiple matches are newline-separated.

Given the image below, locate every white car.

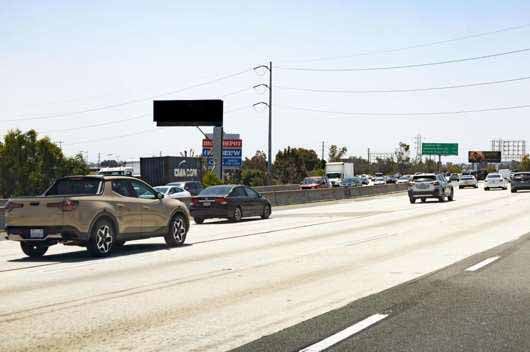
left=373, top=176, right=386, bottom=185
left=154, top=185, right=192, bottom=199
left=396, top=175, right=412, bottom=184
left=459, top=175, right=478, bottom=189
left=484, top=173, right=508, bottom=191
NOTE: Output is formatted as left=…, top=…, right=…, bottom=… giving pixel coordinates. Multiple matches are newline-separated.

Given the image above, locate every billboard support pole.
left=213, top=126, right=224, bottom=181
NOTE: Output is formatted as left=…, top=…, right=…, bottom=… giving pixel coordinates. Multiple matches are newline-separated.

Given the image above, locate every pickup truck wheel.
left=21, top=242, right=48, bottom=258
left=87, top=220, right=115, bottom=257
left=448, top=189, right=454, bottom=201
left=165, top=213, right=188, bottom=247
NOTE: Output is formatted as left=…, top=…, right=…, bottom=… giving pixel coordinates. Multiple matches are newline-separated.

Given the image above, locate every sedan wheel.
left=165, top=213, right=188, bottom=247
left=231, top=207, right=242, bottom=222
left=88, top=220, right=115, bottom=257
left=261, top=205, right=271, bottom=219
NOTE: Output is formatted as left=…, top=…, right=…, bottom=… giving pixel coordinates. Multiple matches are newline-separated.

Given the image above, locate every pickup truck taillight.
left=62, top=200, right=79, bottom=211
left=5, top=201, right=23, bottom=212
left=432, top=181, right=440, bottom=186
left=48, top=200, right=79, bottom=211
left=191, top=197, right=199, bottom=206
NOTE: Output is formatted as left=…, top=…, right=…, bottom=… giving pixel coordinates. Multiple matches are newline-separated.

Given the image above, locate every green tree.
left=240, top=151, right=268, bottom=186
left=273, top=147, right=309, bottom=184
left=202, top=170, right=224, bottom=187
left=0, top=129, right=89, bottom=197
left=328, top=145, right=348, bottom=162
left=520, top=155, right=530, bottom=171
left=446, top=163, right=462, bottom=174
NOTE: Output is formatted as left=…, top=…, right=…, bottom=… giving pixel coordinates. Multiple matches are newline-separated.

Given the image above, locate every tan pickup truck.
left=5, top=176, right=190, bottom=257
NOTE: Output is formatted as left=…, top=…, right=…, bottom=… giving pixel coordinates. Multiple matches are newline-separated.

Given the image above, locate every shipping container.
left=140, top=157, right=203, bottom=187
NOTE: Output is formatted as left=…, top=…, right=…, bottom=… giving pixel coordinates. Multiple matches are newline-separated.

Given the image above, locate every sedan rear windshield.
left=199, top=186, right=233, bottom=196
left=303, top=177, right=321, bottom=184
left=487, top=174, right=501, bottom=179
left=413, top=175, right=436, bottom=182
left=461, top=175, right=474, bottom=180
left=46, top=178, right=102, bottom=196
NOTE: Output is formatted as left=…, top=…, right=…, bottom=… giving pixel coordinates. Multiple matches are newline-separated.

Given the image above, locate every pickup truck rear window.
left=46, top=178, right=102, bottom=196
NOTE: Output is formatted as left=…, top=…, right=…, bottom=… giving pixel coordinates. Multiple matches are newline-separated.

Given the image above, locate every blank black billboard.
left=153, top=100, right=223, bottom=126
left=468, top=151, right=501, bottom=163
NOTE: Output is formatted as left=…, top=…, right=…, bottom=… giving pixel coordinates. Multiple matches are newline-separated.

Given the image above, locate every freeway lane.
left=237, top=232, right=530, bottom=352
left=1, top=186, right=530, bottom=351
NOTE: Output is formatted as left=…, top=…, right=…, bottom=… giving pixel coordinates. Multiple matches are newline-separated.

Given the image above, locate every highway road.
left=1, top=184, right=529, bottom=351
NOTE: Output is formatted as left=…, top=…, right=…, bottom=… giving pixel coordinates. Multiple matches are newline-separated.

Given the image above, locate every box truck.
left=325, top=162, right=354, bottom=187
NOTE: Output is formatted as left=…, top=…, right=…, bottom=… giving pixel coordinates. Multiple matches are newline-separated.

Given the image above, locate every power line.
left=60, top=105, right=251, bottom=144
left=279, top=104, right=530, bottom=117
left=41, top=114, right=149, bottom=134
left=276, top=47, right=530, bottom=72
left=279, top=23, right=530, bottom=64
left=63, top=129, right=161, bottom=146
left=6, top=68, right=252, bottom=122
left=274, top=75, right=530, bottom=94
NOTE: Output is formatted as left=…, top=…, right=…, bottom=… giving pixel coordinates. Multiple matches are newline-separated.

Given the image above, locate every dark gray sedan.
left=189, top=185, right=271, bottom=224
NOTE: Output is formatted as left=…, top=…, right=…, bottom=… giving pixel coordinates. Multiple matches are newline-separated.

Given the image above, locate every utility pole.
left=321, top=141, right=325, bottom=162
left=97, top=152, right=101, bottom=168
left=253, top=61, right=273, bottom=185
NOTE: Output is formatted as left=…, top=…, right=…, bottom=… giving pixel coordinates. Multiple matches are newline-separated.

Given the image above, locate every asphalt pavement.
left=232, top=232, right=530, bottom=352
left=1, top=184, right=530, bottom=351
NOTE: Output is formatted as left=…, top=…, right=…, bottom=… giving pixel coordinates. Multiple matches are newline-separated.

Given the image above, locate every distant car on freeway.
left=154, top=185, right=191, bottom=199
left=189, top=185, right=271, bottom=224
left=459, top=175, right=478, bottom=189
left=373, top=176, right=386, bottom=186
left=341, top=176, right=362, bottom=188
left=449, top=173, right=460, bottom=182
left=360, top=175, right=370, bottom=185
left=4, top=176, right=190, bottom=258
left=166, top=181, right=203, bottom=196
left=408, top=173, right=454, bottom=203
left=510, top=172, right=530, bottom=193
left=386, top=175, right=397, bottom=184
left=484, top=173, right=508, bottom=191
left=396, top=175, right=412, bottom=184
left=299, top=176, right=331, bottom=190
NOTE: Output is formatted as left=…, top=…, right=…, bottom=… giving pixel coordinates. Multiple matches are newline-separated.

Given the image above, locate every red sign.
left=202, top=139, right=242, bottom=149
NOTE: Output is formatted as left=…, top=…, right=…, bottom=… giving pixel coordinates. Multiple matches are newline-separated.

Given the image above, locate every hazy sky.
left=2, top=1, right=529, bottom=163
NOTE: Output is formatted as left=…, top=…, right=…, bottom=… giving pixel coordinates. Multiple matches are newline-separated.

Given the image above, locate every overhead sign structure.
left=468, top=151, right=502, bottom=163
left=202, top=135, right=242, bottom=170
left=153, top=100, right=223, bottom=127
left=422, top=143, right=459, bottom=156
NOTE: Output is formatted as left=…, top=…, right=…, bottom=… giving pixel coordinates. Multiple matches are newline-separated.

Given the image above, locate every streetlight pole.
left=253, top=61, right=273, bottom=185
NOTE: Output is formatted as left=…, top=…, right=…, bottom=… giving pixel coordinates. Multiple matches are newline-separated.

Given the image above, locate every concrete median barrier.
left=0, top=199, right=6, bottom=231
left=261, top=184, right=408, bottom=206
left=253, top=184, right=300, bottom=192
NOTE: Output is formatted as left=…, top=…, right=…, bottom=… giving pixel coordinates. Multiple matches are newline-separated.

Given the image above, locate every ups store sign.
left=140, top=156, right=203, bottom=186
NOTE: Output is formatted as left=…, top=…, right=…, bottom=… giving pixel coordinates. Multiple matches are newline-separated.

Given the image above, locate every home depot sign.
left=202, top=134, right=242, bottom=169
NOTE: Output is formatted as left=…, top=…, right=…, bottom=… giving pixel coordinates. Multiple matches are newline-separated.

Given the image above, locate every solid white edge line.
left=465, top=256, right=500, bottom=272
left=299, top=313, right=389, bottom=352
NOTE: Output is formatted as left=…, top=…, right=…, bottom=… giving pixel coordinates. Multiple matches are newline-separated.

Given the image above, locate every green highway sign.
left=422, top=143, right=458, bottom=156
